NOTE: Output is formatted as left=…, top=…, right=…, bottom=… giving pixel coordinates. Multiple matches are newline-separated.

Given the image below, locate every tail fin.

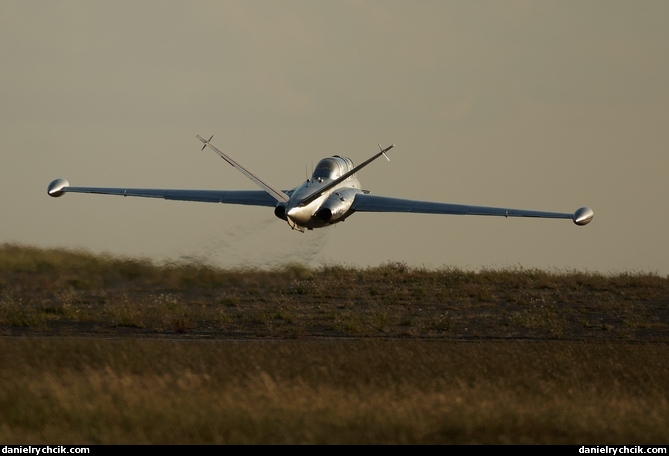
left=297, top=143, right=395, bottom=207
left=196, top=135, right=290, bottom=203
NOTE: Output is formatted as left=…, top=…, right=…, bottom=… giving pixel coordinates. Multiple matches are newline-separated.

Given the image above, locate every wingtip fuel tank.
left=47, top=178, right=69, bottom=197
left=573, top=207, right=594, bottom=226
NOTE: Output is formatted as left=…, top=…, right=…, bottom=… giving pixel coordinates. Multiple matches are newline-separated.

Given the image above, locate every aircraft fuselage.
left=277, top=155, right=363, bottom=230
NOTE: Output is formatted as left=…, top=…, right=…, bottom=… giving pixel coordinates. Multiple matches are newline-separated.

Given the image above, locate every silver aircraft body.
left=47, top=135, right=594, bottom=232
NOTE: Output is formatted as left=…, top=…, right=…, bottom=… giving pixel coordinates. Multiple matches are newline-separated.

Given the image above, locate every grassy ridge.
left=1, top=243, right=668, bottom=341
left=1, top=338, right=668, bottom=444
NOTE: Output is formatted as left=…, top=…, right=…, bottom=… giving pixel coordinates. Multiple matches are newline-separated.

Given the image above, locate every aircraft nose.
left=286, top=206, right=306, bottom=222
left=285, top=206, right=307, bottom=232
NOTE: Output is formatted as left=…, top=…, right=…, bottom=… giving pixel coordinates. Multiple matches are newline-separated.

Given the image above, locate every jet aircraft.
left=47, top=135, right=594, bottom=232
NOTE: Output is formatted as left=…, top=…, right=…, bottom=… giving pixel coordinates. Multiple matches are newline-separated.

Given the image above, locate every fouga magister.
left=47, top=135, right=594, bottom=232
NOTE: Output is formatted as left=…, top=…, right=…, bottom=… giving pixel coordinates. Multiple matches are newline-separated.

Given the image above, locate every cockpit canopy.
left=312, top=155, right=354, bottom=180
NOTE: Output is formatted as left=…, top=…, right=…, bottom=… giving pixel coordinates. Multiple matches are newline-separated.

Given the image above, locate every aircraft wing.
left=48, top=180, right=279, bottom=207
left=352, top=193, right=593, bottom=225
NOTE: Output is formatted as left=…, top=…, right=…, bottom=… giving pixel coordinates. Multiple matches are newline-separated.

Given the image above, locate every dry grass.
left=1, top=244, right=669, bottom=443
left=0, top=338, right=668, bottom=444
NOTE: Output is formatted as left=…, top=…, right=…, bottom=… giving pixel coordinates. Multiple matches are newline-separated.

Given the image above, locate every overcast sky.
left=2, top=1, right=668, bottom=274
